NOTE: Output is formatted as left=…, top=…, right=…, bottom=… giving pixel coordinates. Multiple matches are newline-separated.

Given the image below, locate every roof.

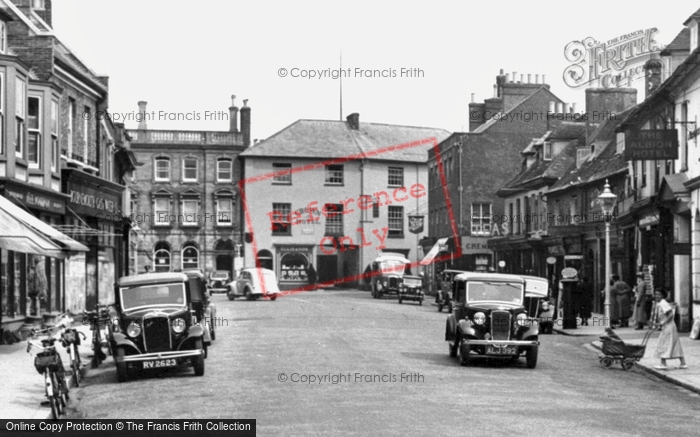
left=240, top=119, right=450, bottom=162
left=118, top=272, right=188, bottom=287
left=374, top=254, right=410, bottom=263
left=454, top=272, right=525, bottom=284
left=660, top=28, right=690, bottom=55
left=53, top=39, right=108, bottom=94
left=683, top=7, right=700, bottom=25
left=472, top=87, right=556, bottom=134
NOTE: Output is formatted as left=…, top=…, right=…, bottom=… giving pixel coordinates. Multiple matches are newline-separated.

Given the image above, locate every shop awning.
left=0, top=207, right=65, bottom=258
left=420, top=237, right=449, bottom=266
left=0, top=195, right=88, bottom=253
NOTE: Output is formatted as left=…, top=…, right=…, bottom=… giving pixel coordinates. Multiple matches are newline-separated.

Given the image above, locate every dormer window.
left=543, top=141, right=553, bottom=161
left=691, top=21, right=699, bottom=52
left=576, top=148, right=590, bottom=168
left=33, top=0, right=45, bottom=9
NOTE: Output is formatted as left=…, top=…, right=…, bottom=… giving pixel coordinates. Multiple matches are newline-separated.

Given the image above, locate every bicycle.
left=27, top=328, right=69, bottom=420
left=56, top=313, right=87, bottom=387
left=83, top=304, right=114, bottom=368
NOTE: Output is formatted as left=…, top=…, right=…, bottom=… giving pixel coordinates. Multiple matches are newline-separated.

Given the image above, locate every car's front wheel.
left=459, top=342, right=470, bottom=367
left=115, top=347, right=128, bottom=382
left=193, top=338, right=205, bottom=376
left=526, top=346, right=538, bottom=369
left=227, top=292, right=235, bottom=301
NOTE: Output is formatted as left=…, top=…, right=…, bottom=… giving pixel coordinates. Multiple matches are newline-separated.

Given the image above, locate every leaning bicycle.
left=56, top=313, right=87, bottom=387
left=83, top=304, right=113, bottom=368
left=27, top=329, right=69, bottom=420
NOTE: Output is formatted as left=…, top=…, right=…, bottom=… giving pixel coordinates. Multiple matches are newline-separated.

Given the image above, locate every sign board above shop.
left=623, top=129, right=679, bottom=161
left=3, top=185, right=66, bottom=215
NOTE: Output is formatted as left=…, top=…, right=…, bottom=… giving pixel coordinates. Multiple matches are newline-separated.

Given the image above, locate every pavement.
left=554, top=312, right=700, bottom=395
left=0, top=320, right=96, bottom=420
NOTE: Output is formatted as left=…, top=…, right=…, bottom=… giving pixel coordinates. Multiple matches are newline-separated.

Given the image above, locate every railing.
left=128, top=129, right=244, bottom=145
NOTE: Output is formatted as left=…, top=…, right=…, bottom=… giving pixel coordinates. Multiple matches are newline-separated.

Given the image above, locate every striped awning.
left=0, top=207, right=65, bottom=258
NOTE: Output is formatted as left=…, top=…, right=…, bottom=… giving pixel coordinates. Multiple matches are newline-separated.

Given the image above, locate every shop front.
left=276, top=245, right=314, bottom=290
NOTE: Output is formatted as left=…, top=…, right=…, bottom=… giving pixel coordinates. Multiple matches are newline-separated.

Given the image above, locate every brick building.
left=127, top=97, right=248, bottom=278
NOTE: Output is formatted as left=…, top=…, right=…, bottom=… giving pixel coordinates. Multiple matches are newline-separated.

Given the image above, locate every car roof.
left=119, top=272, right=188, bottom=287
left=454, top=272, right=525, bottom=284
left=183, top=270, right=205, bottom=279
left=442, top=269, right=467, bottom=274
left=374, top=254, right=409, bottom=263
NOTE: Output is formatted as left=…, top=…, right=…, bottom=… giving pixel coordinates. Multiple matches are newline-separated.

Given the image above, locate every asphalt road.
left=66, top=289, right=700, bottom=436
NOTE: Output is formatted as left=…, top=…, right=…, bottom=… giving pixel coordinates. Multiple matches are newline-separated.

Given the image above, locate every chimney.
left=137, top=101, right=148, bottom=130
left=527, top=74, right=532, bottom=84
left=542, top=74, right=546, bottom=84
left=346, top=113, right=360, bottom=130
left=228, top=95, right=239, bottom=132
left=33, top=0, right=53, bottom=27
left=535, top=74, right=540, bottom=84
left=556, top=103, right=563, bottom=114
left=240, top=99, right=251, bottom=146
left=548, top=102, right=556, bottom=113
left=643, top=56, right=663, bottom=98
left=585, top=88, right=637, bottom=122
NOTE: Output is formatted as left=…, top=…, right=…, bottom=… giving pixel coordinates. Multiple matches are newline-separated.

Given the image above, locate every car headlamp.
left=171, top=318, right=186, bottom=334
left=126, top=322, right=141, bottom=338
left=473, top=312, right=486, bottom=325
left=516, top=313, right=528, bottom=327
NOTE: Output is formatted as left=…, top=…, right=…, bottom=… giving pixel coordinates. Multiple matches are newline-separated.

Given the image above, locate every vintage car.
left=184, top=270, right=217, bottom=348
left=112, top=272, right=206, bottom=382
left=208, top=270, right=231, bottom=293
left=522, top=275, right=554, bottom=335
left=370, top=254, right=410, bottom=299
left=398, top=275, right=424, bottom=305
left=436, top=269, right=465, bottom=313
left=227, top=268, right=281, bottom=301
left=445, top=272, right=540, bottom=368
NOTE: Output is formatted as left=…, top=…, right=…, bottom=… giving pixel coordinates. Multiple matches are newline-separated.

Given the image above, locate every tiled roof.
left=53, top=39, right=108, bottom=93
left=472, top=86, right=555, bottom=134
left=661, top=28, right=690, bottom=55
left=683, top=7, right=700, bottom=25
left=499, top=138, right=579, bottom=194
left=239, top=119, right=451, bottom=162
left=547, top=120, right=587, bottom=139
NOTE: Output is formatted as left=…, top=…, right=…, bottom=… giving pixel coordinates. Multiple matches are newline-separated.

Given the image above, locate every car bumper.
left=399, top=291, right=424, bottom=299
left=120, top=349, right=204, bottom=363
left=462, top=340, right=539, bottom=347
left=210, top=287, right=228, bottom=293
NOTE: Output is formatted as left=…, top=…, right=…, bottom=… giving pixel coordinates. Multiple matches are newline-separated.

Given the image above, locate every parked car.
left=436, top=269, right=465, bottom=313
left=208, top=270, right=231, bottom=293
left=227, top=268, right=281, bottom=301
left=398, top=275, right=424, bottom=305
left=112, top=272, right=206, bottom=382
left=522, top=275, right=554, bottom=335
left=370, top=254, right=410, bottom=299
left=445, top=272, right=540, bottom=368
left=184, top=270, right=217, bottom=350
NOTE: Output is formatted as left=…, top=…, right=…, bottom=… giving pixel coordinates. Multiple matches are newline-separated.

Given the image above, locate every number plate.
left=142, top=359, right=177, bottom=369
left=486, top=346, right=517, bottom=355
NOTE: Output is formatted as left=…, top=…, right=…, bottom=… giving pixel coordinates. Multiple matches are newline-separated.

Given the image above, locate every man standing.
left=633, top=272, right=648, bottom=330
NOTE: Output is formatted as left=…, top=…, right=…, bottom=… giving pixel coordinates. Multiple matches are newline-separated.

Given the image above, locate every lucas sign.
left=624, top=129, right=678, bottom=161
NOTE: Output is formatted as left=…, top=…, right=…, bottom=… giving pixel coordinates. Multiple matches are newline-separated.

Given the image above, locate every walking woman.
left=612, top=274, right=632, bottom=327
left=633, top=272, right=648, bottom=330
left=651, top=288, right=687, bottom=370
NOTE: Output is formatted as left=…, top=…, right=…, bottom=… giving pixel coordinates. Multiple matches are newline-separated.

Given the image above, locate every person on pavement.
left=576, top=276, right=593, bottom=326
left=651, top=288, right=687, bottom=370
left=612, top=274, right=632, bottom=328
left=633, top=272, right=648, bottom=330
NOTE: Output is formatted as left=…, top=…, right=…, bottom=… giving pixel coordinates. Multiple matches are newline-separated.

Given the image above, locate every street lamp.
left=598, top=179, right=617, bottom=328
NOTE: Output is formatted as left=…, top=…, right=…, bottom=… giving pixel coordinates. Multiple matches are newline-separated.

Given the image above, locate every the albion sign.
left=623, top=129, right=678, bottom=161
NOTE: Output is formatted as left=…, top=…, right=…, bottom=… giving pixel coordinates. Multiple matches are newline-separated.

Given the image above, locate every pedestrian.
left=306, top=263, right=317, bottom=290
left=577, top=276, right=593, bottom=326
left=607, top=278, right=620, bottom=328
left=633, top=272, right=648, bottom=330
left=651, top=288, right=687, bottom=370
left=612, top=274, right=632, bottom=328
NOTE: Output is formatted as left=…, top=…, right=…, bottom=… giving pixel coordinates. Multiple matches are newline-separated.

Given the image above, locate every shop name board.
left=69, top=189, right=121, bottom=216
left=624, top=130, right=678, bottom=161
left=461, top=236, right=492, bottom=254
left=4, top=188, right=65, bottom=214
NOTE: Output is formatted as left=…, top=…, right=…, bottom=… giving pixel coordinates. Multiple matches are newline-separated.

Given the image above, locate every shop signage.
left=546, top=257, right=557, bottom=265
left=639, top=211, right=659, bottom=227
left=4, top=187, right=65, bottom=214
left=67, top=182, right=122, bottom=217
left=561, top=267, right=578, bottom=279
left=408, top=216, right=424, bottom=234
left=624, top=129, right=679, bottom=161
left=461, top=236, right=492, bottom=254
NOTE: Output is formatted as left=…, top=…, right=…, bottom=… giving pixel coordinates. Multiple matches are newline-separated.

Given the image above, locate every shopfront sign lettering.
left=4, top=187, right=65, bottom=214
left=69, top=189, right=121, bottom=215
left=624, top=129, right=678, bottom=161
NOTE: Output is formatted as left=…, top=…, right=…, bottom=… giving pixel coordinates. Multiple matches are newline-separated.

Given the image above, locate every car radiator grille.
left=389, top=277, right=399, bottom=288
left=143, top=315, right=171, bottom=353
left=491, top=311, right=511, bottom=341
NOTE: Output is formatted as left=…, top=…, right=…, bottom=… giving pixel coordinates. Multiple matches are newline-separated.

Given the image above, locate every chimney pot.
left=471, top=93, right=475, bottom=103
left=548, top=101, right=556, bottom=113
left=556, top=103, right=563, bottom=113
left=137, top=101, right=148, bottom=130
left=535, top=74, right=540, bottom=84
left=240, top=100, right=251, bottom=147
left=500, top=68, right=504, bottom=74
left=505, top=73, right=510, bottom=83
left=512, top=71, right=516, bottom=83
left=527, top=74, right=531, bottom=84
left=520, top=74, right=524, bottom=83
left=229, top=94, right=239, bottom=133
left=346, top=113, right=360, bottom=130
left=542, top=74, right=546, bottom=84
left=493, top=84, right=497, bottom=98
left=571, top=102, right=578, bottom=114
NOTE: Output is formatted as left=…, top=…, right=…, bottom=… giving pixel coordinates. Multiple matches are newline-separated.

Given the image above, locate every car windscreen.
left=403, top=277, right=422, bottom=286
left=120, top=283, right=186, bottom=310
left=467, top=282, right=523, bottom=304
left=211, top=272, right=228, bottom=279
left=379, top=260, right=406, bottom=273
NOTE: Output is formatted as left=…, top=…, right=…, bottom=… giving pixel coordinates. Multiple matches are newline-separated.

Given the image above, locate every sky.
left=51, top=0, right=696, bottom=142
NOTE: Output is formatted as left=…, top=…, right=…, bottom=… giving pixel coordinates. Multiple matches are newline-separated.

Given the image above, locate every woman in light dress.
left=652, top=288, right=687, bottom=370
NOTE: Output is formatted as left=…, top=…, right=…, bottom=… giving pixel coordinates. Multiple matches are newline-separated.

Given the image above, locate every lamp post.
left=598, top=180, right=617, bottom=328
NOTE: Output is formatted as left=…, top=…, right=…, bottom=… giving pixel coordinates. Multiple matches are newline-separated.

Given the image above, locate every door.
left=316, top=255, right=338, bottom=284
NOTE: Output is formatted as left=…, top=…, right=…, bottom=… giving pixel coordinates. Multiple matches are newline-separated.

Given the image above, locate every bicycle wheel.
left=71, top=345, right=81, bottom=387
left=51, top=373, right=64, bottom=415
left=45, top=371, right=59, bottom=420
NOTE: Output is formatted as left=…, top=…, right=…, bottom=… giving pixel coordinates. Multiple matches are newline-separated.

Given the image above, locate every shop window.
left=181, top=243, right=199, bottom=270
left=388, top=167, right=404, bottom=187
left=388, top=206, right=404, bottom=238
left=217, top=158, right=232, bottom=182
left=325, top=164, right=344, bottom=185
left=154, top=242, right=171, bottom=272
left=155, top=157, right=170, bottom=181
left=279, top=251, right=309, bottom=282
left=272, top=163, right=292, bottom=184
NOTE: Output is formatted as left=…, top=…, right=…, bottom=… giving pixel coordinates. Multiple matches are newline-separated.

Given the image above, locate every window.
left=130, top=191, right=138, bottom=217
left=181, top=244, right=199, bottom=270
left=15, top=79, right=25, bottom=158
left=325, top=164, right=344, bottom=185
left=641, top=161, right=647, bottom=187
left=0, top=21, right=6, bottom=54
left=0, top=73, right=4, bottom=154
left=181, top=199, right=198, bottom=226
left=217, top=159, right=232, bottom=182
left=324, top=204, right=343, bottom=235
left=681, top=102, right=688, bottom=171
left=272, top=163, right=292, bottom=184
left=27, top=97, right=41, bottom=168
left=373, top=197, right=380, bottom=218
left=388, top=206, right=404, bottom=238
left=509, top=203, right=514, bottom=234
left=665, top=159, right=674, bottom=176
left=471, top=203, right=491, bottom=236
left=32, top=0, right=45, bottom=9
left=388, top=167, right=404, bottom=187
left=515, top=199, right=521, bottom=235
left=216, top=197, right=233, bottom=226
left=154, top=197, right=171, bottom=226
left=576, top=148, right=590, bottom=168
left=154, top=242, right=171, bottom=272
left=543, top=141, right=553, bottom=161
left=271, top=203, right=291, bottom=235
left=50, top=100, right=58, bottom=171
left=83, top=106, right=89, bottom=163
left=570, top=196, right=577, bottom=223
left=183, top=158, right=198, bottom=182
left=67, top=98, right=75, bottom=157
left=155, top=157, right=170, bottom=181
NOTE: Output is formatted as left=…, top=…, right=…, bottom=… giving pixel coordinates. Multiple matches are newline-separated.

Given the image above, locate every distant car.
left=370, top=253, right=410, bottom=299
left=227, top=268, right=281, bottom=301
left=398, top=275, right=424, bottom=305
left=522, top=275, right=554, bottom=335
left=113, top=272, right=206, bottom=382
left=436, top=269, right=465, bottom=313
left=184, top=270, right=217, bottom=349
left=445, top=272, right=540, bottom=368
left=208, top=270, right=230, bottom=293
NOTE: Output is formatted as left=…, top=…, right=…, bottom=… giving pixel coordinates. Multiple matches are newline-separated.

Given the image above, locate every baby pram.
left=598, top=327, right=654, bottom=371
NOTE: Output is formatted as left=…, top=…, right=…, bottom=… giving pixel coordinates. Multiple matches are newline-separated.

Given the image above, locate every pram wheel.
left=600, top=356, right=613, bottom=368
left=622, top=359, right=635, bottom=371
